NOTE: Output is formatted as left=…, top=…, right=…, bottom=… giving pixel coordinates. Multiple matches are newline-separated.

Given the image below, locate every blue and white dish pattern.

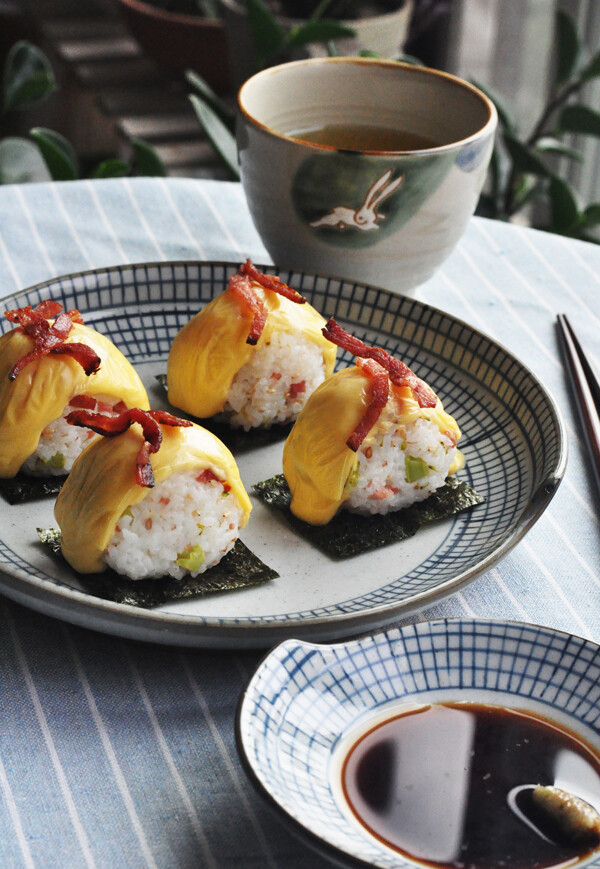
left=237, top=619, right=600, bottom=868
left=0, top=263, right=565, bottom=647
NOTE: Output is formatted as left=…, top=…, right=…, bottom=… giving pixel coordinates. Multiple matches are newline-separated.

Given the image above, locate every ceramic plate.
left=237, top=619, right=600, bottom=868
left=0, top=262, right=566, bottom=648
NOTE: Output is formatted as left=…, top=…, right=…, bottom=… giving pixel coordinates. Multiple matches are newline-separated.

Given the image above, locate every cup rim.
left=238, top=57, right=498, bottom=156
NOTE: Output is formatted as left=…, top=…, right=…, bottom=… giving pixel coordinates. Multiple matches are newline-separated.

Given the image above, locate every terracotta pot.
left=117, top=0, right=232, bottom=93
left=221, top=0, right=413, bottom=89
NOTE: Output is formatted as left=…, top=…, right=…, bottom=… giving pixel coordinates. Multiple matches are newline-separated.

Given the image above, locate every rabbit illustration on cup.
left=309, top=168, right=404, bottom=232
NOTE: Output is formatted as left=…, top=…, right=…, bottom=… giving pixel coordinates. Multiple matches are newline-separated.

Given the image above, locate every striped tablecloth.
left=0, top=177, right=598, bottom=869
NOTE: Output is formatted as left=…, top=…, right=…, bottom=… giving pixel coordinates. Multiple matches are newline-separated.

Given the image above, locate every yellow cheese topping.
left=166, top=281, right=337, bottom=418
left=55, top=421, right=251, bottom=574
left=0, top=322, right=149, bottom=478
left=282, top=366, right=463, bottom=525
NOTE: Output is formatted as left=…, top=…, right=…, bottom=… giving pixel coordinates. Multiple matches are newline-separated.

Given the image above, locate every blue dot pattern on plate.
left=0, top=263, right=564, bottom=626
left=238, top=619, right=600, bottom=868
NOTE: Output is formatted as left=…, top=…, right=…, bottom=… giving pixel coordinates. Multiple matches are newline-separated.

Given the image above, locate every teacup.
left=237, top=57, right=497, bottom=294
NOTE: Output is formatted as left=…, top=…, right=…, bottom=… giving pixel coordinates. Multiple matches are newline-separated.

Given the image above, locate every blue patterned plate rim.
left=0, top=262, right=567, bottom=648
left=236, top=618, right=600, bottom=868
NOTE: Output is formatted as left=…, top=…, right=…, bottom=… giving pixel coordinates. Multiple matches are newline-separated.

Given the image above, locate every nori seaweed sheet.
left=155, top=374, right=291, bottom=452
left=253, top=474, right=484, bottom=559
left=0, top=474, right=65, bottom=505
left=37, top=528, right=278, bottom=608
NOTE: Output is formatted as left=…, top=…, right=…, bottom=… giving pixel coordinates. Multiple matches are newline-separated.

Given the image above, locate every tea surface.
left=342, top=702, right=600, bottom=868
left=292, top=123, right=440, bottom=152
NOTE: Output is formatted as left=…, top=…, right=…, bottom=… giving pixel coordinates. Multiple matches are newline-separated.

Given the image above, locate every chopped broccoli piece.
left=405, top=455, right=429, bottom=482
left=176, top=544, right=205, bottom=573
left=40, top=452, right=66, bottom=470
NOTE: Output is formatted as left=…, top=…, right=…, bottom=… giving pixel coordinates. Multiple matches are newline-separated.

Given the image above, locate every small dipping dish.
left=236, top=619, right=600, bottom=868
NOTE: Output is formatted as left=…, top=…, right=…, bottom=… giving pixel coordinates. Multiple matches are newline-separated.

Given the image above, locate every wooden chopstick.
left=557, top=313, right=600, bottom=498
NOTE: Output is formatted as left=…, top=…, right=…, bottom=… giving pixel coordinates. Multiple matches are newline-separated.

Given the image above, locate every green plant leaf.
left=245, top=0, right=287, bottom=67
left=394, top=53, right=425, bottom=66
left=131, top=138, right=165, bottom=176
left=3, top=41, right=57, bottom=113
left=579, top=203, right=600, bottom=228
left=534, top=136, right=583, bottom=162
left=579, top=48, right=600, bottom=83
left=0, top=137, right=52, bottom=184
left=308, top=0, right=338, bottom=19
left=189, top=94, right=239, bottom=180
left=91, top=159, right=131, bottom=179
left=29, top=127, right=78, bottom=180
left=503, top=132, right=550, bottom=177
left=555, top=9, right=580, bottom=85
left=571, top=229, right=600, bottom=244
left=185, top=70, right=235, bottom=131
left=488, top=145, right=501, bottom=206
left=475, top=193, right=499, bottom=220
left=548, top=175, right=580, bottom=232
left=512, top=175, right=543, bottom=211
left=471, top=79, right=516, bottom=135
left=559, top=104, right=600, bottom=138
left=197, top=0, right=221, bottom=17
left=285, top=19, right=355, bottom=49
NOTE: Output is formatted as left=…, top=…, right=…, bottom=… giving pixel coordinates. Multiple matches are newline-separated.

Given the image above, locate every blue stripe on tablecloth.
left=1, top=603, right=288, bottom=868
left=0, top=178, right=599, bottom=868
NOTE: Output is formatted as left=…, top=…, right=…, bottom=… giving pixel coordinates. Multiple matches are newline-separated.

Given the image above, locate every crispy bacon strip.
left=5, top=300, right=62, bottom=323
left=196, top=468, right=231, bottom=492
left=229, top=260, right=306, bottom=345
left=69, top=395, right=128, bottom=413
left=69, top=394, right=98, bottom=409
left=322, top=318, right=437, bottom=408
left=347, top=358, right=389, bottom=451
left=66, top=407, right=192, bottom=488
left=5, top=301, right=100, bottom=381
left=238, top=260, right=307, bottom=304
left=228, top=274, right=268, bottom=345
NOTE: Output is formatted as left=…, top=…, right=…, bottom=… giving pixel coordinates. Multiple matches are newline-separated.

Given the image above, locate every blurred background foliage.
left=2, top=1, right=600, bottom=242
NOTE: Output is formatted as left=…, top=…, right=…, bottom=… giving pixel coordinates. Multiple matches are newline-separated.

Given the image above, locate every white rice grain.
left=105, top=469, right=243, bottom=580
left=21, top=406, right=97, bottom=476
left=222, top=331, right=327, bottom=430
left=345, top=415, right=457, bottom=515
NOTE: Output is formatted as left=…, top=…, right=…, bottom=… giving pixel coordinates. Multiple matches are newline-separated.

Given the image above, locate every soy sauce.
left=342, top=703, right=600, bottom=868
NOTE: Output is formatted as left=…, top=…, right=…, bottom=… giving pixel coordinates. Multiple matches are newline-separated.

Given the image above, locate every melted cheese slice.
left=0, top=323, right=149, bottom=478
left=55, top=421, right=251, bottom=574
left=282, top=366, right=463, bottom=525
left=166, top=282, right=337, bottom=418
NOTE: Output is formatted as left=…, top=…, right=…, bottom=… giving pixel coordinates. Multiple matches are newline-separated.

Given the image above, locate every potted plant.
left=1, top=41, right=165, bottom=183
left=220, top=0, right=413, bottom=88
left=116, top=0, right=232, bottom=93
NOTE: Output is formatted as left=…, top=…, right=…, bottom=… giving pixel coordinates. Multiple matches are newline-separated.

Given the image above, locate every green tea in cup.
left=237, top=57, right=497, bottom=294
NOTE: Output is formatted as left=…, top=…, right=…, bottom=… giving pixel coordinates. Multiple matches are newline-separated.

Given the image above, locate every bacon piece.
left=66, top=407, right=192, bottom=488
left=66, top=309, right=84, bottom=324
left=196, top=468, right=231, bottom=492
left=5, top=301, right=100, bottom=381
left=443, top=429, right=457, bottom=447
left=347, top=358, right=389, bottom=451
left=288, top=381, right=306, bottom=400
left=322, top=318, right=437, bottom=408
left=67, top=395, right=127, bottom=413
left=369, top=486, right=399, bottom=500
left=69, top=394, right=98, bottom=409
left=238, top=260, right=307, bottom=304
left=228, top=260, right=307, bottom=345
left=228, top=273, right=268, bottom=345
left=5, top=300, right=62, bottom=324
